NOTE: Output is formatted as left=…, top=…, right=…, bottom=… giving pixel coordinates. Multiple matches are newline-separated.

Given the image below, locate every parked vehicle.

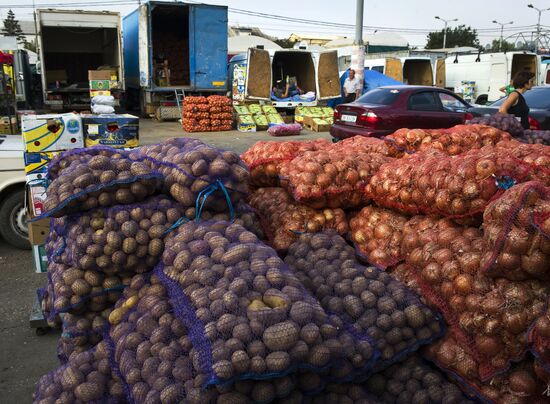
left=444, top=51, right=539, bottom=104
left=541, top=61, right=550, bottom=86
left=37, top=9, right=124, bottom=111
left=330, top=85, right=472, bottom=140
left=0, top=135, right=28, bottom=249
left=123, top=1, right=228, bottom=115
left=468, top=86, right=550, bottom=130
left=240, top=47, right=341, bottom=108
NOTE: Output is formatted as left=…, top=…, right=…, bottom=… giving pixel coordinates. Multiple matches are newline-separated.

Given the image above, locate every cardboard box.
left=89, top=80, right=110, bottom=90
left=32, top=244, right=48, bottom=273
left=90, top=90, right=111, bottom=98
left=82, top=114, right=139, bottom=148
left=88, top=70, right=117, bottom=81
left=28, top=218, right=50, bottom=245
left=24, top=152, right=58, bottom=175
left=237, top=122, right=256, bottom=132
left=26, top=174, right=48, bottom=219
left=303, top=116, right=330, bottom=132
left=22, top=113, right=84, bottom=152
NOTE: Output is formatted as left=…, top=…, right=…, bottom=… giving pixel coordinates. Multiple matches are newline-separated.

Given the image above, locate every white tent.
left=325, top=32, right=408, bottom=49
left=228, top=35, right=281, bottom=55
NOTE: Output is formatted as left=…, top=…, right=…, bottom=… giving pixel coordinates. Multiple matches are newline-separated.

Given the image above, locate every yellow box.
left=24, top=151, right=59, bottom=175
left=90, top=90, right=111, bottom=98
left=22, top=113, right=84, bottom=153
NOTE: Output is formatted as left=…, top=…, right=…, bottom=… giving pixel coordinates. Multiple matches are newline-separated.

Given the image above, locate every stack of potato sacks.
left=33, top=136, right=478, bottom=404
left=242, top=117, right=550, bottom=403
left=182, top=95, right=233, bottom=133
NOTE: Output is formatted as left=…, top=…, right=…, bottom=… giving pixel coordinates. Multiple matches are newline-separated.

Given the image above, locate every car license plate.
left=341, top=114, right=356, bottom=123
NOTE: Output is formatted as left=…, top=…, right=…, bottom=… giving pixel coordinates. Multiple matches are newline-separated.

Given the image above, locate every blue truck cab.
left=123, top=1, right=228, bottom=115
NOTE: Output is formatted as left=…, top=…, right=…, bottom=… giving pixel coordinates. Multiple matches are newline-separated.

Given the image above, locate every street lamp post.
left=528, top=3, right=550, bottom=52
left=492, top=20, right=513, bottom=52
left=435, top=16, right=458, bottom=49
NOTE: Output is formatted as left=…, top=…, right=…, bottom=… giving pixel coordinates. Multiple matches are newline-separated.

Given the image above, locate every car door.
left=404, top=90, right=448, bottom=129
left=436, top=91, right=471, bottom=126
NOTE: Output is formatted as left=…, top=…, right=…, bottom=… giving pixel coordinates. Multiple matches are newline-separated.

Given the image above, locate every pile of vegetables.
left=468, top=113, right=525, bottom=137
left=333, top=136, right=395, bottom=157
left=249, top=187, right=348, bottom=250
left=520, top=130, right=550, bottom=146
left=241, top=139, right=330, bottom=188
left=383, top=124, right=512, bottom=156
left=182, top=95, right=233, bottom=133
left=350, top=206, right=409, bottom=269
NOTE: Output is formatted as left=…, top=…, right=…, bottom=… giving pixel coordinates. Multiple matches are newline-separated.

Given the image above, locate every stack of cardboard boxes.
left=294, top=106, right=334, bottom=132
left=88, top=69, right=120, bottom=99
left=234, top=104, right=285, bottom=132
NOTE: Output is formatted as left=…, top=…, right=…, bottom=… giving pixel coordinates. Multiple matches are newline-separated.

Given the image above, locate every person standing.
left=343, top=69, right=361, bottom=103
left=498, top=70, right=536, bottom=129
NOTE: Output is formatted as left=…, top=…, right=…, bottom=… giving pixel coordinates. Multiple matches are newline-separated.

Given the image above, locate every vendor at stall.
left=272, top=76, right=303, bottom=99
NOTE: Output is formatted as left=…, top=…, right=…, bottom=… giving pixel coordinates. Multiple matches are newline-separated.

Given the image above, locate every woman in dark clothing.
left=498, top=70, right=536, bottom=129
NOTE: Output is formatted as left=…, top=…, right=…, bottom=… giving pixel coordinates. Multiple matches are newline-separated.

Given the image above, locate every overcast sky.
left=0, top=0, right=548, bottom=47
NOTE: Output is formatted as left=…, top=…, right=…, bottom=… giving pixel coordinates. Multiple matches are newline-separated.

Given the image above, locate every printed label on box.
left=24, top=152, right=58, bottom=174
left=22, top=113, right=84, bottom=152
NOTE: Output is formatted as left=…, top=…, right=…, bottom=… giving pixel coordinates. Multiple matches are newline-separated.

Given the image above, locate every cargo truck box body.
left=444, top=51, right=539, bottom=104
left=123, top=1, right=228, bottom=114
left=37, top=9, right=124, bottom=111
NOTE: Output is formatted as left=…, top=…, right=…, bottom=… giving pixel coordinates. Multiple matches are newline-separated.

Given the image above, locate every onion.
left=453, top=274, right=473, bottom=295
left=476, top=159, right=496, bottom=177
left=433, top=249, right=453, bottom=265
left=508, top=370, right=537, bottom=396
left=374, top=223, right=392, bottom=239
left=502, top=311, right=528, bottom=335
left=458, top=252, right=481, bottom=274
left=435, top=342, right=456, bottom=367
left=462, top=181, right=480, bottom=199
left=475, top=335, right=501, bottom=356
left=422, top=263, right=442, bottom=284
left=497, top=252, right=521, bottom=272
left=535, top=316, right=550, bottom=338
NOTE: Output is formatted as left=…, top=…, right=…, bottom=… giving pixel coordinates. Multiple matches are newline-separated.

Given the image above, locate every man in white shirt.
left=343, top=69, right=361, bottom=103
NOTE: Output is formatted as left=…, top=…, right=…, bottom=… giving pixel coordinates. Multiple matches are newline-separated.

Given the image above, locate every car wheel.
left=0, top=189, right=30, bottom=250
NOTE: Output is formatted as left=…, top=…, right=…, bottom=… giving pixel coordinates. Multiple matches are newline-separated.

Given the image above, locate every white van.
left=541, top=62, right=550, bottom=85
left=444, top=51, right=539, bottom=104
left=244, top=48, right=341, bottom=108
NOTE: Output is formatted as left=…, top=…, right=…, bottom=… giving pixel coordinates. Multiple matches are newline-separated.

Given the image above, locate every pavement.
left=0, top=119, right=332, bottom=402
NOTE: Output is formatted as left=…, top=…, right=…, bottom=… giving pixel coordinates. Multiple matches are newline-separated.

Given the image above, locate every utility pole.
left=528, top=3, right=550, bottom=53
left=435, top=16, right=458, bottom=48
left=351, top=0, right=365, bottom=93
left=492, top=20, right=513, bottom=52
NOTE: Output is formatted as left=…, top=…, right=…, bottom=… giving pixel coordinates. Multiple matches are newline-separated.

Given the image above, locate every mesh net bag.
left=51, top=196, right=186, bottom=275
left=496, top=141, right=550, bottom=185
left=426, top=329, right=550, bottom=403
left=349, top=206, right=409, bottom=270
left=241, top=139, right=330, bottom=188
left=520, top=130, right=550, bottom=146
left=39, top=147, right=162, bottom=219
left=158, top=220, right=367, bottom=385
left=284, top=231, right=445, bottom=376
left=32, top=341, right=126, bottom=404
left=47, top=146, right=125, bottom=181
left=280, top=149, right=392, bottom=209
left=481, top=182, right=550, bottom=280
left=403, top=217, right=548, bottom=380
left=267, top=124, right=302, bottom=137
left=133, top=138, right=249, bottom=212
left=383, top=124, right=512, bottom=156
left=332, top=136, right=395, bottom=157
left=44, top=261, right=130, bottom=319
left=468, top=113, right=525, bottom=137
left=182, top=95, right=232, bottom=132
left=367, top=146, right=538, bottom=218
left=248, top=187, right=349, bottom=251
left=529, top=297, right=550, bottom=373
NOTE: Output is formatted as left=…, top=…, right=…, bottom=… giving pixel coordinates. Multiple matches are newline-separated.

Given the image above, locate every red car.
left=330, top=85, right=473, bottom=140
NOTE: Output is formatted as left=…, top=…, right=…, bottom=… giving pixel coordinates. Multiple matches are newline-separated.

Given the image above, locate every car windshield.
left=355, top=88, right=400, bottom=105
left=490, top=88, right=550, bottom=110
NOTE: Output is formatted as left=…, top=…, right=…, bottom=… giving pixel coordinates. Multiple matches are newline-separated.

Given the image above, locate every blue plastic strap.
left=163, top=216, right=190, bottom=236
left=196, top=183, right=219, bottom=223
left=216, top=179, right=235, bottom=222
left=495, top=175, right=516, bottom=190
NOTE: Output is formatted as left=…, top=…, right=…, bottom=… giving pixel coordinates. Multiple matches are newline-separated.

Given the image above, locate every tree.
left=488, top=39, right=516, bottom=52
left=2, top=9, right=25, bottom=42
left=425, top=25, right=480, bottom=49
left=24, top=38, right=37, bottom=53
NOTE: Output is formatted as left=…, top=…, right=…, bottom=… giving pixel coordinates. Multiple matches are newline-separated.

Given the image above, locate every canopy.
left=228, top=35, right=281, bottom=55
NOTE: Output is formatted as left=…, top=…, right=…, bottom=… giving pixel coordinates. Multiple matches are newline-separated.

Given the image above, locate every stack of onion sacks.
left=241, top=139, right=330, bottom=188
left=481, top=181, right=550, bottom=280
left=332, top=135, right=396, bottom=157
left=496, top=140, right=550, bottom=183
left=248, top=187, right=348, bottom=251
left=404, top=216, right=548, bottom=380
left=280, top=148, right=392, bottom=209
left=349, top=206, right=409, bottom=269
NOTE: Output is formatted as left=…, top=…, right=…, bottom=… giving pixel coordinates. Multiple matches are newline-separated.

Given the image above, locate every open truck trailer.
left=243, top=48, right=341, bottom=108
left=362, top=57, right=435, bottom=86
left=37, top=9, right=123, bottom=111
left=123, top=1, right=228, bottom=116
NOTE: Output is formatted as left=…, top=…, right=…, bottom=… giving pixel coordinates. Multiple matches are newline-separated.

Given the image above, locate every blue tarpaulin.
left=328, top=69, right=402, bottom=108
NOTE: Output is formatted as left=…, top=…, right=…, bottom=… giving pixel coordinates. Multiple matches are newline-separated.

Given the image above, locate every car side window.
left=408, top=91, right=440, bottom=112
left=438, top=92, right=468, bottom=112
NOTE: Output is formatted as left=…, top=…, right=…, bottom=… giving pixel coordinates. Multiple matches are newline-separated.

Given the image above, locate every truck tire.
left=0, top=189, right=30, bottom=250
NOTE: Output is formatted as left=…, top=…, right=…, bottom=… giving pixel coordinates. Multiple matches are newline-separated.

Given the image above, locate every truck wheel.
left=475, top=95, right=488, bottom=105
left=0, top=189, right=30, bottom=250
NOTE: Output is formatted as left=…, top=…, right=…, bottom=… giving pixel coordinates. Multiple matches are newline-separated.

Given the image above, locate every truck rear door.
left=385, top=58, right=403, bottom=82
left=316, top=50, right=341, bottom=100
left=244, top=48, right=271, bottom=101
left=435, top=59, right=446, bottom=88
left=191, top=5, right=228, bottom=90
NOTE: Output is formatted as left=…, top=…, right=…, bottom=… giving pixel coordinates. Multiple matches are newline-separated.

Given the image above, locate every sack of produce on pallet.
left=241, top=139, right=330, bottom=188
left=280, top=148, right=392, bottom=209
left=349, top=206, right=409, bottom=270
left=284, top=231, right=444, bottom=378
left=248, top=187, right=348, bottom=251
left=481, top=182, right=550, bottom=280
left=468, top=113, right=525, bottom=137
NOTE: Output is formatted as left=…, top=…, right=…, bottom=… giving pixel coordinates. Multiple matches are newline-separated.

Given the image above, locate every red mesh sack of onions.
left=404, top=216, right=548, bottom=380
left=497, top=141, right=550, bottom=182
left=384, top=124, right=512, bottom=156
left=349, top=206, right=409, bottom=269
left=367, top=146, right=536, bottom=218
left=529, top=297, right=550, bottom=374
left=267, top=123, right=302, bottom=137
left=481, top=182, right=550, bottom=281
left=332, top=136, right=396, bottom=157
left=425, top=329, right=549, bottom=404
left=280, top=149, right=392, bottom=209
left=241, top=139, right=330, bottom=188
left=248, top=187, right=348, bottom=251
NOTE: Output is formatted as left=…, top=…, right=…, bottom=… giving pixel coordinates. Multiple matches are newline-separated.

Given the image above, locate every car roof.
left=376, top=85, right=448, bottom=91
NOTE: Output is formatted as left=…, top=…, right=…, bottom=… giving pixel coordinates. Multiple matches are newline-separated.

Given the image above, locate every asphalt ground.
left=0, top=120, right=331, bottom=402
